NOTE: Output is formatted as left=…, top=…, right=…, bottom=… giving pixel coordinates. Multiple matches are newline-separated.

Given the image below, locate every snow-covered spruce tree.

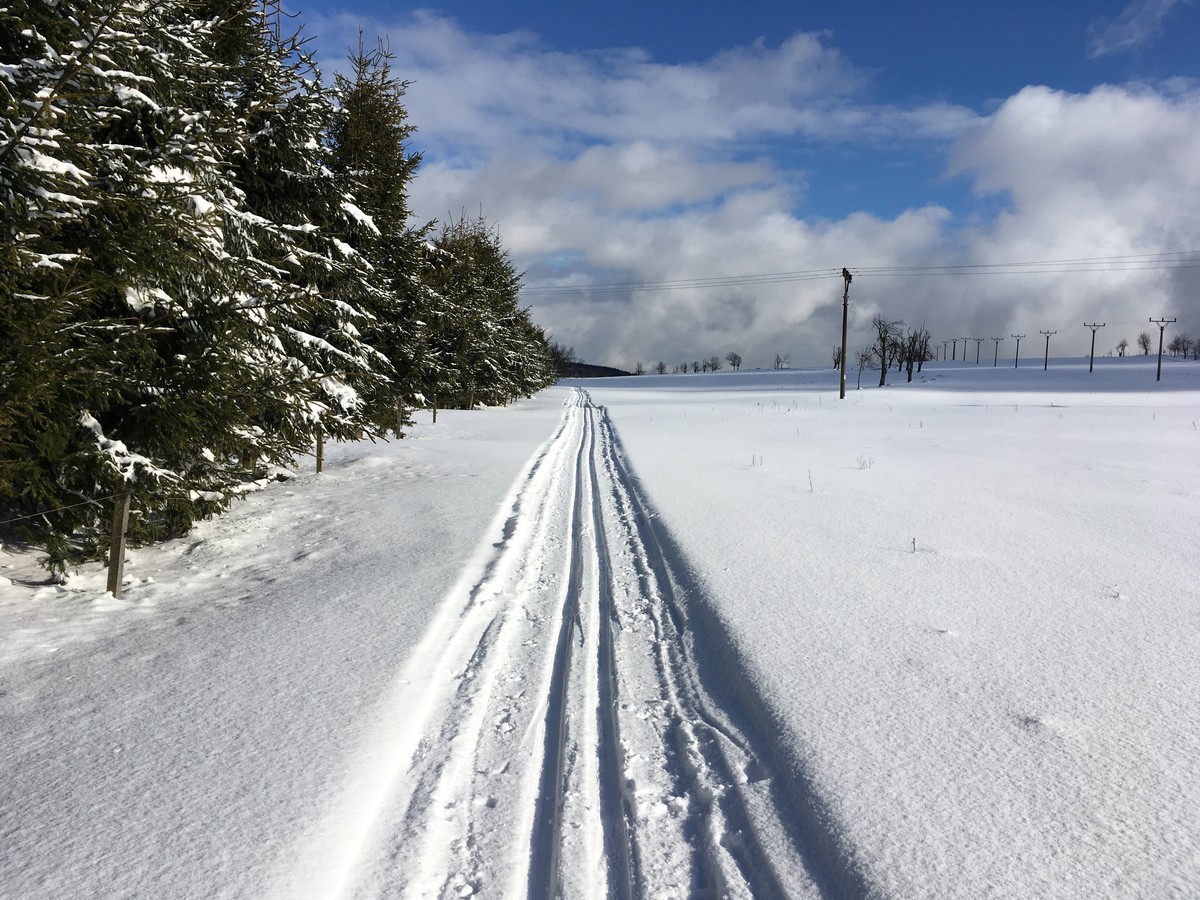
left=226, top=16, right=393, bottom=447
left=421, top=213, right=554, bottom=409
left=326, top=35, right=431, bottom=433
left=0, top=0, right=254, bottom=567
left=0, top=0, right=389, bottom=571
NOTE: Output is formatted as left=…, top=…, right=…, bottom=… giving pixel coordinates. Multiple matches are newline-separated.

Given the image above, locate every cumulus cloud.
left=1087, top=0, right=1190, bottom=58
left=948, top=84, right=1200, bottom=333
left=303, top=10, right=1200, bottom=369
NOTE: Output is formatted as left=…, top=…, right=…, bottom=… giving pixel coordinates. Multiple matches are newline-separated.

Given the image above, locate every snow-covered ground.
left=3, top=356, right=1198, bottom=898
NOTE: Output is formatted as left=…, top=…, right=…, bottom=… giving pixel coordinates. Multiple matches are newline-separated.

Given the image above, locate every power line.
left=519, top=267, right=840, bottom=297
left=519, top=250, right=1200, bottom=298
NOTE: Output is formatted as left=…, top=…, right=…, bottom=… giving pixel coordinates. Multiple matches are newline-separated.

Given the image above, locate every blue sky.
left=296, top=0, right=1200, bottom=368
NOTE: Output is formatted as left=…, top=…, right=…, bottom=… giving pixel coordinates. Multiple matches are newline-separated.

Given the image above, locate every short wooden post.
left=431, top=394, right=438, bottom=425
left=315, top=427, right=324, bottom=473
left=106, top=489, right=131, bottom=597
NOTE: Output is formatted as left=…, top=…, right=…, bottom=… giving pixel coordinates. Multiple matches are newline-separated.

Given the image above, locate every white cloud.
left=948, top=84, right=1200, bottom=332
left=1087, top=0, right=1190, bottom=58
left=303, top=11, right=1200, bottom=369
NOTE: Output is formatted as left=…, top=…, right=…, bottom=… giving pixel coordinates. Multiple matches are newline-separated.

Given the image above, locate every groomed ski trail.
left=280, top=388, right=826, bottom=899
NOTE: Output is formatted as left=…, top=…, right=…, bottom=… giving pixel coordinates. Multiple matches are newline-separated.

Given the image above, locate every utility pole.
left=973, top=338, right=984, bottom=364
left=1040, top=330, right=1056, bottom=371
left=1012, top=334, right=1025, bottom=368
left=962, top=338, right=971, bottom=364
left=991, top=337, right=1003, bottom=366
left=951, top=339, right=957, bottom=361
left=941, top=340, right=949, bottom=361
left=839, top=268, right=851, bottom=399
left=1083, top=323, right=1106, bottom=373
left=1150, top=316, right=1176, bottom=382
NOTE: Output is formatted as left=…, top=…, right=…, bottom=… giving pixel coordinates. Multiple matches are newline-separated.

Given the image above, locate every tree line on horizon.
left=1, top=0, right=556, bottom=572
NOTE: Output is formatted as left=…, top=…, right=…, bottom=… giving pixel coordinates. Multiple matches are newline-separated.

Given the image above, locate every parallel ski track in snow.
left=297, top=388, right=829, bottom=898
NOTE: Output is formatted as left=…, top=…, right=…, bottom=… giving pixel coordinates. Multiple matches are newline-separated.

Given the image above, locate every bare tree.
left=1116, top=338, right=1128, bottom=357
left=832, top=345, right=843, bottom=370
left=870, top=315, right=905, bottom=386
left=899, top=326, right=932, bottom=382
left=708, top=355, right=722, bottom=372
left=855, top=346, right=875, bottom=390
left=634, top=361, right=645, bottom=375
left=1137, top=331, right=1152, bottom=355
left=548, top=341, right=577, bottom=375
left=691, top=360, right=701, bottom=373
left=773, top=353, right=790, bottom=370
left=725, top=351, right=742, bottom=371
left=654, top=361, right=667, bottom=374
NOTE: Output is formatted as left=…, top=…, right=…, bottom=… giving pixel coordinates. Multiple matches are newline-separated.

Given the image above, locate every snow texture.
left=2, top=356, right=1198, bottom=898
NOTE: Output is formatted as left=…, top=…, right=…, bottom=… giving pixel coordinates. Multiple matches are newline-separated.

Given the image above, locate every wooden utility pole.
left=973, top=338, right=984, bottom=364
left=991, top=337, right=1003, bottom=366
left=1012, top=334, right=1025, bottom=368
left=838, top=268, right=852, bottom=400
left=1084, top=323, right=1105, bottom=373
left=1150, top=316, right=1176, bottom=381
left=1040, top=330, right=1056, bottom=370
left=106, top=489, right=131, bottom=598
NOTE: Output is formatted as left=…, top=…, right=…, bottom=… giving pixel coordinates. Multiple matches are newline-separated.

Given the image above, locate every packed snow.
left=2, top=355, right=1198, bottom=898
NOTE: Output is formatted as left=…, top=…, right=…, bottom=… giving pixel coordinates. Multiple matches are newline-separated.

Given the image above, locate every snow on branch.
left=78, top=411, right=177, bottom=483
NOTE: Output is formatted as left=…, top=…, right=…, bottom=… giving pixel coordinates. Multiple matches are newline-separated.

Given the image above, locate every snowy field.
left=2, top=356, right=1198, bottom=898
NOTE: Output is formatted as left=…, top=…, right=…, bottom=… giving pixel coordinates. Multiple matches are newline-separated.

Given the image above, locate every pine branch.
left=0, top=0, right=145, bottom=167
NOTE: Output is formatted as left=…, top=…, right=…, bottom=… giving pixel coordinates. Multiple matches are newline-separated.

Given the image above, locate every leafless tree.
left=654, top=361, right=667, bottom=374
left=725, top=351, right=742, bottom=371
left=900, top=326, right=932, bottom=382
left=708, top=355, right=722, bottom=372
left=691, top=360, right=701, bottom=373
left=773, top=353, right=790, bottom=370
left=870, top=315, right=905, bottom=386
left=1137, top=331, right=1152, bottom=355
left=855, top=346, right=875, bottom=390
left=1116, top=338, right=1128, bottom=357
left=634, top=361, right=645, bottom=375
left=832, top=345, right=843, bottom=370
left=548, top=341, right=577, bottom=375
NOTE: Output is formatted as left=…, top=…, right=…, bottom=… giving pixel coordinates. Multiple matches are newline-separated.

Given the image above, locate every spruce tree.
left=423, top=213, right=554, bottom=409
left=1, top=0, right=391, bottom=570
left=327, top=36, right=430, bottom=432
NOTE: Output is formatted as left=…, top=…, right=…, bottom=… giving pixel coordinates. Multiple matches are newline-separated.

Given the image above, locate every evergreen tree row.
left=1, top=0, right=556, bottom=572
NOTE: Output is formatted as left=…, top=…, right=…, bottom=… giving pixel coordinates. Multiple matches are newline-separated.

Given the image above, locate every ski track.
left=293, top=388, right=833, bottom=898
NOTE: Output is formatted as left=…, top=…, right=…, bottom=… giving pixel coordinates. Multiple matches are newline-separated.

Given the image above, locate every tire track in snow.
left=281, top=388, right=846, bottom=898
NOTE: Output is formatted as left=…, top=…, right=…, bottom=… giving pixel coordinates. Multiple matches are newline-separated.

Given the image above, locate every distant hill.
left=557, top=361, right=633, bottom=379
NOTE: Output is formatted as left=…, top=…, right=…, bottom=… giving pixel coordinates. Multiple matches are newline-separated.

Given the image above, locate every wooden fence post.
left=315, top=427, right=324, bottom=473
left=106, top=489, right=131, bottom=598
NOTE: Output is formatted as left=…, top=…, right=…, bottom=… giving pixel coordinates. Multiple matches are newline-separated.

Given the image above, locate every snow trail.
left=287, top=388, right=829, bottom=898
